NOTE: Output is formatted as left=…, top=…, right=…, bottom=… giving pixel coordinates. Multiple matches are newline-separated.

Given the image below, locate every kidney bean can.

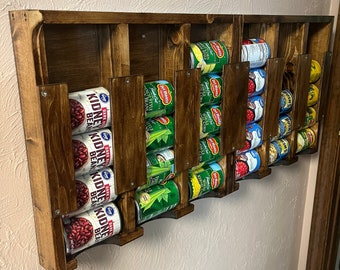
left=65, top=167, right=117, bottom=217
left=144, top=80, right=174, bottom=118
left=268, top=138, right=290, bottom=165
left=200, top=105, right=222, bottom=138
left=307, top=84, right=319, bottom=106
left=190, top=40, right=229, bottom=74
left=303, top=107, right=317, bottom=128
left=189, top=162, right=224, bottom=200
left=280, top=89, right=294, bottom=114
left=72, top=129, right=113, bottom=177
left=235, top=149, right=261, bottom=180
left=237, top=123, right=263, bottom=154
left=200, top=74, right=223, bottom=106
left=63, top=202, right=121, bottom=254
left=145, top=116, right=175, bottom=152
left=141, top=148, right=175, bottom=190
left=241, top=38, right=271, bottom=68
left=69, top=87, right=110, bottom=135
left=296, top=128, right=316, bottom=153
left=248, top=68, right=266, bottom=97
left=135, top=180, right=179, bottom=224
left=246, top=95, right=264, bottom=124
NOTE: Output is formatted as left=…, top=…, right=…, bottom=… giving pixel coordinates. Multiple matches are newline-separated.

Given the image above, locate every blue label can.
left=268, top=138, right=290, bottom=165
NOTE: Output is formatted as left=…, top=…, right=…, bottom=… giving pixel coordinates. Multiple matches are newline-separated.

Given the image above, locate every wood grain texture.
left=220, top=62, right=249, bottom=154
left=110, top=75, right=146, bottom=194
left=174, top=69, right=200, bottom=172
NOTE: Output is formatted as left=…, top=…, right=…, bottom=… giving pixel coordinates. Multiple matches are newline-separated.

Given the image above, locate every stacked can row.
left=296, top=59, right=321, bottom=153
left=64, top=87, right=120, bottom=254
left=235, top=38, right=271, bottom=180
left=188, top=40, right=229, bottom=200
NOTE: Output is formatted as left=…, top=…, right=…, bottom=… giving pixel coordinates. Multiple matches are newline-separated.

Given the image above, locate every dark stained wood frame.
left=306, top=4, right=340, bottom=270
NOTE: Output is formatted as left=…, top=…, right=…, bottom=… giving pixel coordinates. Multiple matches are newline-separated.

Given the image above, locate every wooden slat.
left=110, top=75, right=146, bottom=194
left=318, top=51, right=333, bottom=120
left=111, top=24, right=131, bottom=77
left=220, top=62, right=249, bottom=154
left=293, top=54, right=312, bottom=130
left=174, top=69, right=201, bottom=172
left=261, top=58, right=285, bottom=140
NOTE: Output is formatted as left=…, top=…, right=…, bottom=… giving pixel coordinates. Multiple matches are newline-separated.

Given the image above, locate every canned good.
left=135, top=180, right=179, bottom=224
left=190, top=40, right=229, bottom=74
left=200, top=74, right=223, bottom=106
left=280, top=89, right=294, bottom=114
left=146, top=116, right=175, bottom=152
left=141, top=148, right=175, bottom=190
left=268, top=138, right=290, bottom=165
left=144, top=80, right=174, bottom=118
left=64, top=168, right=117, bottom=217
left=72, top=128, right=113, bottom=177
left=296, top=128, right=316, bottom=153
left=235, top=149, right=261, bottom=180
left=248, top=68, right=266, bottom=96
left=246, top=96, right=264, bottom=124
left=272, top=114, right=292, bottom=141
left=241, top=38, right=271, bottom=68
left=200, top=105, right=222, bottom=138
left=63, top=202, right=121, bottom=254
left=188, top=162, right=224, bottom=200
left=69, top=87, right=111, bottom=135
left=303, top=107, right=317, bottom=128
left=237, top=123, right=263, bottom=154
left=198, top=136, right=222, bottom=167
left=307, top=84, right=319, bottom=106
left=310, top=59, right=322, bottom=83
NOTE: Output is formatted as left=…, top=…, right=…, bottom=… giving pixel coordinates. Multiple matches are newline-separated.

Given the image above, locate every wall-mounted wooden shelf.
left=9, top=10, right=333, bottom=270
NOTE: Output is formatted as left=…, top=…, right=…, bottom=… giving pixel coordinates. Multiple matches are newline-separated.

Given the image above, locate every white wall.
left=0, top=1, right=336, bottom=270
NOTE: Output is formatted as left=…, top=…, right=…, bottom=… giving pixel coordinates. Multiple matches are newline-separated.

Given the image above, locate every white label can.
left=72, top=128, right=113, bottom=177
left=69, top=87, right=111, bottom=135
left=63, top=202, right=121, bottom=254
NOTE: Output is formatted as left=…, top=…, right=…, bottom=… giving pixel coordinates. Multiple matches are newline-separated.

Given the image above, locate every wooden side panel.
left=110, top=75, right=146, bottom=194
left=318, top=51, right=333, bottom=120
left=220, top=62, right=249, bottom=154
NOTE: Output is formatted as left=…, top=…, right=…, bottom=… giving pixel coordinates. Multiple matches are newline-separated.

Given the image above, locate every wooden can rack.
left=9, top=10, right=333, bottom=270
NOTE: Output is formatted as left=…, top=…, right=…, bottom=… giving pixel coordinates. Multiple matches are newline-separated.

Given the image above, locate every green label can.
left=198, top=136, right=222, bottom=167
left=303, top=107, right=317, bottom=128
left=200, top=74, right=223, bottom=106
left=145, top=116, right=175, bottom=152
left=188, top=162, right=224, bottom=200
left=135, top=180, right=179, bottom=224
left=296, top=128, right=316, bottom=153
left=307, top=84, right=319, bottom=106
left=200, top=105, right=222, bottom=138
left=144, top=80, right=174, bottom=119
left=140, top=148, right=175, bottom=190
left=190, top=40, right=229, bottom=74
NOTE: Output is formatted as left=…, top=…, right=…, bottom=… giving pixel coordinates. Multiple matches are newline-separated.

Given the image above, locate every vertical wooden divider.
left=318, top=51, right=333, bottom=121
left=109, top=75, right=145, bottom=245
left=220, top=62, right=249, bottom=193
left=286, top=53, right=311, bottom=161
left=166, top=68, right=200, bottom=218
left=39, top=83, right=78, bottom=270
left=254, top=58, right=285, bottom=177
left=220, top=62, right=249, bottom=154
